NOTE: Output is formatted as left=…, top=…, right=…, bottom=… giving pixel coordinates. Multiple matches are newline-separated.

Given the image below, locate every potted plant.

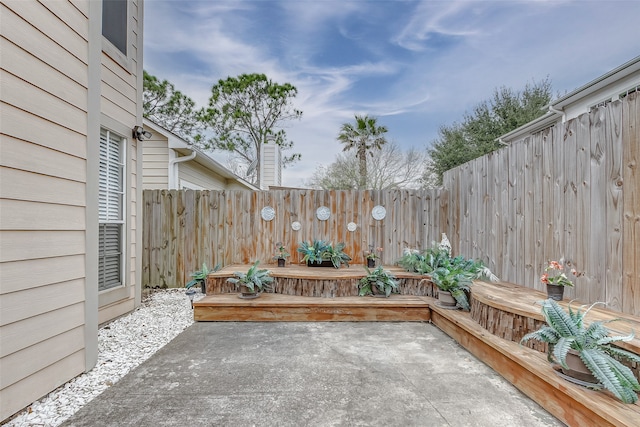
left=430, top=260, right=474, bottom=310
left=297, top=240, right=351, bottom=268
left=363, top=245, right=382, bottom=268
left=541, top=260, right=580, bottom=301
left=430, top=256, right=494, bottom=311
left=273, top=242, right=290, bottom=267
left=226, top=260, right=273, bottom=299
left=186, top=262, right=221, bottom=294
left=358, top=266, right=399, bottom=297
left=324, top=242, right=351, bottom=268
left=521, top=299, right=640, bottom=404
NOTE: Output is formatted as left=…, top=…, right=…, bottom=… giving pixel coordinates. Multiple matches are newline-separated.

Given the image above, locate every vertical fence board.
left=590, top=107, right=607, bottom=304
left=622, top=92, right=640, bottom=315
left=563, top=120, right=578, bottom=301
left=606, top=101, right=624, bottom=311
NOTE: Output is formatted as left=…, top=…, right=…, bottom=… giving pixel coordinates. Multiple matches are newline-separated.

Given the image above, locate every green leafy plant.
left=324, top=242, right=352, bottom=268
left=297, top=240, right=351, bottom=268
left=273, top=242, right=290, bottom=260
left=297, top=240, right=330, bottom=264
left=358, top=266, right=399, bottom=297
left=186, top=263, right=221, bottom=290
left=521, top=299, right=640, bottom=404
left=226, top=260, right=273, bottom=293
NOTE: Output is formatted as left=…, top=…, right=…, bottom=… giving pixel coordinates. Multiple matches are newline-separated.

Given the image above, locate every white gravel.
left=4, top=289, right=199, bottom=427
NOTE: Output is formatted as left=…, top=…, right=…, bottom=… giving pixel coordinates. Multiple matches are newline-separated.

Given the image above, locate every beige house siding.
left=142, top=134, right=170, bottom=189
left=260, top=143, right=281, bottom=189
left=0, top=0, right=143, bottom=421
left=178, top=161, right=227, bottom=190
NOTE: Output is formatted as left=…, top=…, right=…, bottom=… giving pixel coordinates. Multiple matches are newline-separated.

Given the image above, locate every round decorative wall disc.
left=291, top=221, right=301, bottom=231
left=371, top=205, right=386, bottom=220
left=316, top=206, right=330, bottom=221
left=261, top=206, right=275, bottom=221
left=347, top=222, right=357, bottom=232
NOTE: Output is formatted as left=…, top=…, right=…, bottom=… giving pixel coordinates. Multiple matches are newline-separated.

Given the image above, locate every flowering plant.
left=540, top=260, right=579, bottom=287
left=273, top=242, right=290, bottom=260
left=364, top=245, right=382, bottom=260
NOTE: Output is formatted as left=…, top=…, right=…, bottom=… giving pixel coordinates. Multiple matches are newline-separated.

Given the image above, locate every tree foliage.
left=428, top=77, right=553, bottom=183
left=337, top=114, right=388, bottom=189
left=142, top=70, right=205, bottom=143
left=306, top=142, right=428, bottom=190
left=200, top=73, right=302, bottom=187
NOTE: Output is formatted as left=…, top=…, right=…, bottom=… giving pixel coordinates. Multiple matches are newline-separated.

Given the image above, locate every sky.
left=143, top=0, right=640, bottom=186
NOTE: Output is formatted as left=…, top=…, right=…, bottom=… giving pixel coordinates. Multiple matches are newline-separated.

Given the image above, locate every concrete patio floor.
left=62, top=322, right=563, bottom=426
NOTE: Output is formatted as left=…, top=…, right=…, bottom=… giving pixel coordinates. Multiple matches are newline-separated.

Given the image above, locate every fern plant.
left=521, top=299, right=640, bottom=404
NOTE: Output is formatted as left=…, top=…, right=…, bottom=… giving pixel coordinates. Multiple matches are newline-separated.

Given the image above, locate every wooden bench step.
left=193, top=293, right=432, bottom=322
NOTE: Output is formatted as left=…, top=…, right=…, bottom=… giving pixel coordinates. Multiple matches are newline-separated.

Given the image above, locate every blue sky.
left=144, top=0, right=640, bottom=185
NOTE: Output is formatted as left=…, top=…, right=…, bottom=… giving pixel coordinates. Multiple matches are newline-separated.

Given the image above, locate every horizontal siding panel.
left=179, top=162, right=226, bottom=190
left=0, top=326, right=84, bottom=389
left=101, top=52, right=137, bottom=86
left=101, top=64, right=137, bottom=104
left=1, top=38, right=88, bottom=111
left=69, top=0, right=89, bottom=18
left=0, top=199, right=85, bottom=231
left=3, top=0, right=88, bottom=63
left=0, top=167, right=86, bottom=206
left=0, top=349, right=84, bottom=422
left=1, top=136, right=86, bottom=182
left=39, top=0, right=89, bottom=40
left=0, top=278, right=85, bottom=325
left=0, top=103, right=86, bottom=158
left=101, top=79, right=136, bottom=114
left=100, top=96, right=136, bottom=128
left=1, top=254, right=85, bottom=294
left=0, top=302, right=84, bottom=357
left=98, top=297, right=135, bottom=325
left=1, top=71, right=87, bottom=135
left=0, top=230, right=85, bottom=263
left=1, top=4, right=88, bottom=86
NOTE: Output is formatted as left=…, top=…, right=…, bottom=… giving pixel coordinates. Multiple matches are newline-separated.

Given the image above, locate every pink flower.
left=540, top=274, right=549, bottom=284
left=549, top=261, right=562, bottom=270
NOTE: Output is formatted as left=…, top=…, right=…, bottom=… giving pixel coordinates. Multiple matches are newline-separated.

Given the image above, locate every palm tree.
left=337, top=114, right=388, bottom=189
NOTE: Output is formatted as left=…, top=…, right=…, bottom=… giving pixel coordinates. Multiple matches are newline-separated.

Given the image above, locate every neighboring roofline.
left=143, top=118, right=259, bottom=191
left=498, top=111, right=559, bottom=143
left=497, top=55, right=640, bottom=143
left=550, top=55, right=640, bottom=110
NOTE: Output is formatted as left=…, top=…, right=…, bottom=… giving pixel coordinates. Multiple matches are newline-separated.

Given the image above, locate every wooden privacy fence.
left=143, top=189, right=448, bottom=289
left=142, top=93, right=639, bottom=316
left=443, top=93, right=639, bottom=316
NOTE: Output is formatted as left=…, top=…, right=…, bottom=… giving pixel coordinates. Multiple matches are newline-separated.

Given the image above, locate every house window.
left=99, top=128, right=125, bottom=291
left=102, top=0, right=128, bottom=55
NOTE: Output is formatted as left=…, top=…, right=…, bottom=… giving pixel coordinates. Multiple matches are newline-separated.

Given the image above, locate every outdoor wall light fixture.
left=185, top=289, right=196, bottom=309
left=132, top=125, right=152, bottom=141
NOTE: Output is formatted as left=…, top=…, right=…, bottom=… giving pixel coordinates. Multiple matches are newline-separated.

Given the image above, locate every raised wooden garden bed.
left=195, top=273, right=640, bottom=426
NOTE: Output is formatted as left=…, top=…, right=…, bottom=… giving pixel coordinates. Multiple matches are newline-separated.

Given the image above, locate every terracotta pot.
left=438, top=290, right=457, bottom=307
left=561, top=349, right=598, bottom=383
left=367, top=258, right=376, bottom=268
left=546, top=284, right=564, bottom=301
left=277, top=258, right=286, bottom=267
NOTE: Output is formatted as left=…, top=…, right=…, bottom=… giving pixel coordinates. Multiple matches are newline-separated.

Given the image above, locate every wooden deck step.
left=430, top=303, right=640, bottom=427
left=193, top=293, right=432, bottom=322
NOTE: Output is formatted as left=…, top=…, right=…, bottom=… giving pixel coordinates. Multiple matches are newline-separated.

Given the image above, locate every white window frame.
left=99, top=128, right=127, bottom=292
